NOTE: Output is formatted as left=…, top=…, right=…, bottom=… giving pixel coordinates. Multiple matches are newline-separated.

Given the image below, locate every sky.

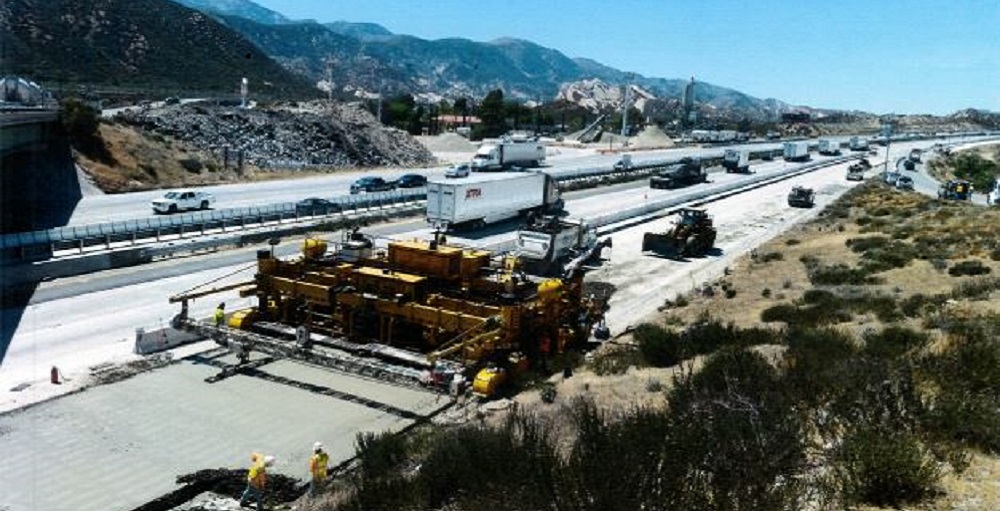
left=253, top=0, right=1000, bottom=114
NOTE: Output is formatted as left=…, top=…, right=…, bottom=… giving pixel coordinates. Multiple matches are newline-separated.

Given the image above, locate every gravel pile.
left=416, top=132, right=478, bottom=152
left=114, top=101, right=434, bottom=169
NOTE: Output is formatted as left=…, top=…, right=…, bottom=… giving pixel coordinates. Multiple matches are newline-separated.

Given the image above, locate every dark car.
left=295, top=197, right=341, bottom=215
left=394, top=173, right=427, bottom=188
left=350, top=176, right=394, bottom=194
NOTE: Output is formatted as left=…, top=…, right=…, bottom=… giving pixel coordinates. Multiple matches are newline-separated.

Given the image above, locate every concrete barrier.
left=135, top=324, right=205, bottom=354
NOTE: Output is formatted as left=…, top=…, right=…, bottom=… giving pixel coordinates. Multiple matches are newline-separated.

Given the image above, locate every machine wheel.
left=684, top=236, right=699, bottom=256
left=168, top=204, right=178, bottom=214
left=201, top=201, right=209, bottom=210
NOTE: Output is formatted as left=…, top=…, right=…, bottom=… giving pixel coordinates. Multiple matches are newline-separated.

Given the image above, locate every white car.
left=151, top=189, right=216, bottom=214
left=445, top=164, right=471, bottom=179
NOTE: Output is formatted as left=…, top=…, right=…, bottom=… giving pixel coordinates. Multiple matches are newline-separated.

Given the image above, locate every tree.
left=478, top=89, right=506, bottom=137
left=59, top=97, right=110, bottom=162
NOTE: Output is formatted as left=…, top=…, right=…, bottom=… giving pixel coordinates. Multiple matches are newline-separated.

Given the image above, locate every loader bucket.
left=642, top=233, right=681, bottom=256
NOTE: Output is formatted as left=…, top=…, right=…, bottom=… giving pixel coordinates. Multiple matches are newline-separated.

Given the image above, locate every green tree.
left=59, top=97, right=110, bottom=162
left=478, top=89, right=506, bottom=137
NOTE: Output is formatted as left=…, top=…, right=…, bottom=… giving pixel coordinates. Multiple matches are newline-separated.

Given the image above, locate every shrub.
left=179, top=158, right=203, bottom=173
left=860, top=241, right=918, bottom=272
left=355, top=430, right=408, bottom=480
left=724, top=288, right=737, bottom=299
left=832, top=427, right=943, bottom=507
left=590, top=346, right=643, bottom=376
left=783, top=327, right=858, bottom=406
left=951, top=276, right=1000, bottom=300
left=846, top=235, right=890, bottom=253
left=863, top=326, right=930, bottom=359
left=761, top=287, right=772, bottom=298
left=758, top=251, right=784, bottom=263
left=785, top=238, right=801, bottom=246
left=948, top=260, right=991, bottom=277
left=634, top=323, right=682, bottom=367
left=991, top=246, right=1000, bottom=261
left=807, top=263, right=882, bottom=286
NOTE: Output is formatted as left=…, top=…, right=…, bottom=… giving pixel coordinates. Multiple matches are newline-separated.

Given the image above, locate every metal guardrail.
left=1, top=189, right=426, bottom=261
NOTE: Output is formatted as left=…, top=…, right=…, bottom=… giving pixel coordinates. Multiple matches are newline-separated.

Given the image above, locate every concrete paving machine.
left=641, top=207, right=716, bottom=258
left=787, top=186, right=816, bottom=208
left=169, top=230, right=608, bottom=399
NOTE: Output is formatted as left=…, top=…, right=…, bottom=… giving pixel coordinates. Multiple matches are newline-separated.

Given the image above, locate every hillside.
left=0, top=0, right=315, bottom=96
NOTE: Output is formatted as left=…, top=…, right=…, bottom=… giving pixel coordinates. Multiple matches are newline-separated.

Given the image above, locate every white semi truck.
left=722, top=149, right=751, bottom=173
left=425, top=171, right=563, bottom=229
left=470, top=137, right=546, bottom=171
left=849, top=136, right=870, bottom=151
left=818, top=138, right=841, bottom=155
left=783, top=141, right=811, bottom=162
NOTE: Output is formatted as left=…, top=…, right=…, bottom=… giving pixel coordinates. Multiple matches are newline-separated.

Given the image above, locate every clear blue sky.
left=254, top=0, right=999, bottom=114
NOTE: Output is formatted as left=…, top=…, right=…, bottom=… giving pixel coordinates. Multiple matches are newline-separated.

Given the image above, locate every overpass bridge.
left=0, top=108, right=82, bottom=234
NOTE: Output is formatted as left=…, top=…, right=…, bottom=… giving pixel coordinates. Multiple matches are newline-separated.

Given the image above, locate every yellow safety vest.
left=214, top=308, right=225, bottom=326
left=309, top=452, right=329, bottom=480
left=247, top=461, right=267, bottom=490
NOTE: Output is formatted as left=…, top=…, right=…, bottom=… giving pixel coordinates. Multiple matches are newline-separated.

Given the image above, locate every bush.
left=863, top=326, right=930, bottom=359
left=634, top=323, right=683, bottom=367
left=846, top=235, right=890, bottom=253
left=60, top=97, right=110, bottom=161
left=860, top=241, right=918, bottom=272
left=833, top=427, right=943, bottom=507
left=807, top=263, right=882, bottom=286
left=948, top=260, right=992, bottom=277
left=761, top=287, right=772, bottom=298
left=783, top=327, right=857, bottom=406
left=757, top=251, right=784, bottom=263
left=179, top=158, right=204, bottom=173
left=590, top=346, right=643, bottom=376
left=951, top=276, right=1000, bottom=300
left=785, top=238, right=801, bottom=246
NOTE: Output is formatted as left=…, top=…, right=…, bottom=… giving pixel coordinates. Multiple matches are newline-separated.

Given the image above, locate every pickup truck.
left=151, top=189, right=215, bottom=214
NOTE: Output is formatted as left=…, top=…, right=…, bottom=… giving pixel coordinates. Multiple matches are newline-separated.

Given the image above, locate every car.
left=151, top=189, right=215, bottom=214
left=445, top=164, right=471, bottom=179
left=903, top=160, right=916, bottom=171
left=295, top=198, right=341, bottom=215
left=885, top=171, right=901, bottom=186
left=895, top=176, right=914, bottom=191
left=394, top=173, right=427, bottom=188
left=350, top=176, right=394, bottom=194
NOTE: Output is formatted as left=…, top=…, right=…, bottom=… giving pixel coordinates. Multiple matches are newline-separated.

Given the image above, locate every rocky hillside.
left=171, top=0, right=290, bottom=24
left=111, top=101, right=434, bottom=168
left=0, top=0, right=314, bottom=95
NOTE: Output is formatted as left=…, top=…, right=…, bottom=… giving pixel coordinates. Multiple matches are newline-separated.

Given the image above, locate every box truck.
left=818, top=139, right=841, bottom=155
left=425, top=171, right=563, bottom=229
left=849, top=136, right=870, bottom=151
left=722, top=149, right=751, bottom=173
left=470, top=136, right=546, bottom=171
left=783, top=141, right=811, bottom=162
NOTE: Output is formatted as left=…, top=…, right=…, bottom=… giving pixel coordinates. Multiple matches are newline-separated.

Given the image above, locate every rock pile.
left=113, top=100, right=434, bottom=169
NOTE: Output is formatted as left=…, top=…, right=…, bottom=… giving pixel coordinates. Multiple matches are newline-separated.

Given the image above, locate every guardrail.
left=1, top=189, right=426, bottom=262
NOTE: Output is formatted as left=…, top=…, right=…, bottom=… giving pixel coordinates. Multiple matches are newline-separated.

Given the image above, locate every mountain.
left=171, top=0, right=289, bottom=24
left=0, top=0, right=315, bottom=95
left=325, top=21, right=393, bottom=41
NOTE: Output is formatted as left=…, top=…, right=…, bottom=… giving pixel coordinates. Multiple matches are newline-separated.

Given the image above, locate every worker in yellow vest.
left=240, top=452, right=273, bottom=511
left=308, top=442, right=330, bottom=497
left=214, top=302, right=226, bottom=327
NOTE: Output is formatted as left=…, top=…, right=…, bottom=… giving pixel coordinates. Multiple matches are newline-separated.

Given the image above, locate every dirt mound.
left=416, top=132, right=478, bottom=152
left=113, top=101, right=434, bottom=169
left=630, top=126, right=675, bottom=148
left=129, top=468, right=303, bottom=511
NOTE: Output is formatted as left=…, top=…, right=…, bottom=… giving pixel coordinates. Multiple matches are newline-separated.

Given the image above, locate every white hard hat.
left=263, top=455, right=275, bottom=466
left=313, top=441, right=323, bottom=452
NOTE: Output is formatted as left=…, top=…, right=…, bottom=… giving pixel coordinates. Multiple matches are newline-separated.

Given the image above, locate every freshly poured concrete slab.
left=0, top=356, right=446, bottom=511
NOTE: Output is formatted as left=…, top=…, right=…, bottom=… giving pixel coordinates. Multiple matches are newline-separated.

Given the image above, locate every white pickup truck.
left=151, top=189, right=216, bottom=214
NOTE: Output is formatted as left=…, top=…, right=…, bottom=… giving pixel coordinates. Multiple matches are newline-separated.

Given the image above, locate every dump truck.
left=818, top=138, right=841, bottom=155
left=783, top=141, right=811, bottom=162
left=471, top=136, right=546, bottom=171
left=722, top=149, right=751, bottom=173
left=938, top=180, right=972, bottom=201
left=641, top=207, right=716, bottom=258
left=787, top=186, right=816, bottom=207
left=849, top=136, right=870, bottom=151
left=649, top=157, right=707, bottom=189
left=515, top=216, right=611, bottom=276
left=425, top=171, right=563, bottom=229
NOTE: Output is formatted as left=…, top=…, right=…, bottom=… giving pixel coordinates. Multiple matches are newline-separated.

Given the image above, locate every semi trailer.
left=783, top=141, right=811, bottom=162
left=425, top=171, right=563, bottom=230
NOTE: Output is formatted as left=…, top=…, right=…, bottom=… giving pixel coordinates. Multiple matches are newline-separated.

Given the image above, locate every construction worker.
left=240, top=453, right=273, bottom=511
left=214, top=302, right=226, bottom=327
left=308, top=442, right=330, bottom=497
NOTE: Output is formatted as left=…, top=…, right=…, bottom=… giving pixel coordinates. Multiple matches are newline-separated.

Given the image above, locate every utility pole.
left=325, top=58, right=333, bottom=102
left=621, top=74, right=633, bottom=147
left=376, top=81, right=382, bottom=124
left=882, top=120, right=893, bottom=176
